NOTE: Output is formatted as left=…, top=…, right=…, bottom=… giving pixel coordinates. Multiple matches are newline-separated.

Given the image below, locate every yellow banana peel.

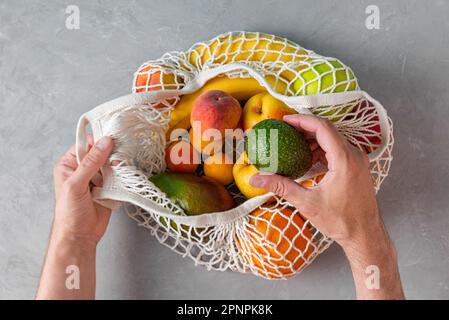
left=188, top=33, right=308, bottom=67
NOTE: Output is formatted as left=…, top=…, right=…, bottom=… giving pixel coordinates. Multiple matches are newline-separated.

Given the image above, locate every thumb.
left=250, top=172, right=320, bottom=218
left=69, top=136, right=114, bottom=191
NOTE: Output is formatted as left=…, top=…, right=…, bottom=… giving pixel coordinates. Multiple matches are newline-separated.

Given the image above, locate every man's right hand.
left=250, top=114, right=404, bottom=299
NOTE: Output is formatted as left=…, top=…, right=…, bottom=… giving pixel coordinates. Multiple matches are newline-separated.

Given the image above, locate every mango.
left=150, top=173, right=235, bottom=215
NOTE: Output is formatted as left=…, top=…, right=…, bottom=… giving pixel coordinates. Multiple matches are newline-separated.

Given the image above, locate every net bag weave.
left=75, top=31, right=394, bottom=280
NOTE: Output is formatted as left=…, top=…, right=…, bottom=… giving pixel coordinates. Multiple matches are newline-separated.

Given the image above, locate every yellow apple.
left=233, top=152, right=267, bottom=199
left=292, top=59, right=358, bottom=121
left=242, top=93, right=297, bottom=132
left=293, top=59, right=357, bottom=95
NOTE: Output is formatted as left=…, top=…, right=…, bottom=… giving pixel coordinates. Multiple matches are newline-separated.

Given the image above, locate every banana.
left=167, top=76, right=288, bottom=137
left=188, top=32, right=308, bottom=67
left=187, top=32, right=309, bottom=85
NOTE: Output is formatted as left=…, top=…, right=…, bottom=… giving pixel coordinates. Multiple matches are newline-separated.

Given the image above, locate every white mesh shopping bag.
left=75, top=31, right=393, bottom=279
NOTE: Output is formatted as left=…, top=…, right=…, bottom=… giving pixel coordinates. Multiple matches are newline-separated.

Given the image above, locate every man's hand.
left=52, top=136, right=114, bottom=244
left=36, top=136, right=114, bottom=300
left=250, top=114, right=404, bottom=299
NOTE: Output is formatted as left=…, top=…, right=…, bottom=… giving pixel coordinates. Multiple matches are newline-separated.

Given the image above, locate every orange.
left=300, top=173, right=325, bottom=187
left=134, top=64, right=179, bottom=108
left=134, top=64, right=177, bottom=92
left=204, top=152, right=234, bottom=185
left=165, top=141, right=199, bottom=173
left=237, top=174, right=326, bottom=279
left=238, top=204, right=314, bottom=279
left=189, top=127, right=223, bottom=156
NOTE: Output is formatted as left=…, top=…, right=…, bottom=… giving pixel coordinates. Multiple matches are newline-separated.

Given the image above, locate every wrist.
left=343, top=237, right=396, bottom=269
left=50, top=224, right=98, bottom=253
left=339, top=222, right=396, bottom=271
left=336, top=207, right=388, bottom=261
left=339, top=224, right=403, bottom=299
left=37, top=223, right=97, bottom=300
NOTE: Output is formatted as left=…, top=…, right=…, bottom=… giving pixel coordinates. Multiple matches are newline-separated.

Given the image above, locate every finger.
left=88, top=135, right=106, bottom=187
left=54, top=145, right=79, bottom=197
left=312, top=147, right=327, bottom=166
left=250, top=172, right=320, bottom=218
left=91, top=173, right=104, bottom=187
left=293, top=126, right=316, bottom=140
left=308, top=139, right=319, bottom=152
left=283, top=114, right=346, bottom=153
left=88, top=134, right=94, bottom=147
left=111, top=160, right=122, bottom=166
left=69, top=136, right=114, bottom=191
left=283, top=114, right=348, bottom=170
left=87, top=134, right=116, bottom=187
left=56, top=145, right=78, bottom=170
left=88, top=162, right=104, bottom=186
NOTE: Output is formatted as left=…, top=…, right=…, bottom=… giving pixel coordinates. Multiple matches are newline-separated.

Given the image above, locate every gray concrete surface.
left=1, top=0, right=449, bottom=299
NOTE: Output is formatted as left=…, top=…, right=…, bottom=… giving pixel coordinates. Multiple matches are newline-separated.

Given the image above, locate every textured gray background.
left=1, top=0, right=448, bottom=299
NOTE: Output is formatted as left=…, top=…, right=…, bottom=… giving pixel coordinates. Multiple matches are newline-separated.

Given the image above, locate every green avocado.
left=244, top=119, right=312, bottom=179
left=150, top=173, right=235, bottom=215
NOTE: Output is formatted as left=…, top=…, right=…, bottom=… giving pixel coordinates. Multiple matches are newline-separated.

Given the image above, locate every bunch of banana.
left=187, top=32, right=309, bottom=68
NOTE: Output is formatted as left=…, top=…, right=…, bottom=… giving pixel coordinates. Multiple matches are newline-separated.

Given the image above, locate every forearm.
left=341, top=224, right=404, bottom=300
left=36, top=230, right=97, bottom=300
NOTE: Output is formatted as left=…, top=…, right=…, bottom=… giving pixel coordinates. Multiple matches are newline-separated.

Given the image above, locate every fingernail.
left=283, top=114, right=297, bottom=121
left=258, top=171, right=274, bottom=176
left=96, top=136, right=111, bottom=151
left=250, top=174, right=265, bottom=187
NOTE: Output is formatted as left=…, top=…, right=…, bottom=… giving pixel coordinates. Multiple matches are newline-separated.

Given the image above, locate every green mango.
left=150, top=172, right=235, bottom=216
left=150, top=173, right=235, bottom=237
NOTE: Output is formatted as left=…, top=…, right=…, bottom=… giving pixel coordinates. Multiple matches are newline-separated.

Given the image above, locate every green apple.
left=292, top=59, right=358, bottom=121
